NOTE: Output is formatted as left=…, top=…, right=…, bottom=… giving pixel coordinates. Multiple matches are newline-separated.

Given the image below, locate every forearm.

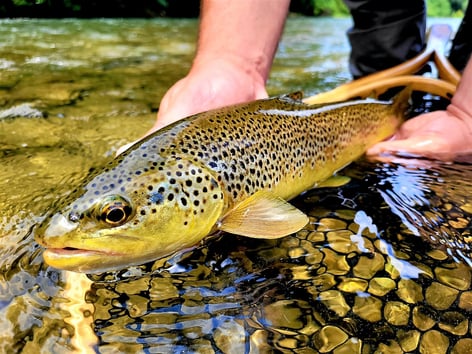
left=194, top=0, right=290, bottom=83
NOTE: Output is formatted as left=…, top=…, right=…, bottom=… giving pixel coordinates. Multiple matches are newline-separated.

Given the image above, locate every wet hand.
left=150, top=59, right=268, bottom=133
left=367, top=107, right=472, bottom=162
left=116, top=59, right=268, bottom=156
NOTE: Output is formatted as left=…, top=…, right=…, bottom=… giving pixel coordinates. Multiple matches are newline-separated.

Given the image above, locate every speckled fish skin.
left=35, top=92, right=408, bottom=273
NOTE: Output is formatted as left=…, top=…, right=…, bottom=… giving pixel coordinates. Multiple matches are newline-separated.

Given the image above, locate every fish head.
left=35, top=155, right=225, bottom=273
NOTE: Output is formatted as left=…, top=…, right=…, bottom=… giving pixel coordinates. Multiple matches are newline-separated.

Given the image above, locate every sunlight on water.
left=1, top=17, right=471, bottom=353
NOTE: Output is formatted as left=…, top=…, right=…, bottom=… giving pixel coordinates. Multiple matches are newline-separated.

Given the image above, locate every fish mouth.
left=46, top=247, right=123, bottom=256
left=42, top=247, right=128, bottom=273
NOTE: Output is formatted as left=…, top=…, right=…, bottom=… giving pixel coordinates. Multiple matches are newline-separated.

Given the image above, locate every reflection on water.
left=375, top=161, right=472, bottom=266
left=1, top=17, right=471, bottom=353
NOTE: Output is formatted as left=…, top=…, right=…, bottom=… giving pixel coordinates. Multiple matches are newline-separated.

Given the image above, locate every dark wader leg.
left=343, top=0, right=426, bottom=79
left=449, top=0, right=472, bottom=72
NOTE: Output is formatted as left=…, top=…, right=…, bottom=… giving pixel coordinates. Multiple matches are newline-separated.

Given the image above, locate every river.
left=1, top=17, right=472, bottom=353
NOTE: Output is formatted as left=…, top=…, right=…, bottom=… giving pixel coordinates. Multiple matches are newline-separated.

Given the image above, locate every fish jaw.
left=35, top=217, right=158, bottom=273
left=38, top=226, right=195, bottom=273
left=43, top=248, right=130, bottom=273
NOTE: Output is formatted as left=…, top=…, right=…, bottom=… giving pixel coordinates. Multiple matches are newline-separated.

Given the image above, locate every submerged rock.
left=0, top=103, right=44, bottom=119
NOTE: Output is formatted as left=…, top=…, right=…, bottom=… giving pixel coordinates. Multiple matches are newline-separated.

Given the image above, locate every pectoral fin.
left=218, top=191, right=309, bottom=238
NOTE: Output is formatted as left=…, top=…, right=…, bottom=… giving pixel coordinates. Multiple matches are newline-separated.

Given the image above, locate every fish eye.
left=99, top=196, right=133, bottom=226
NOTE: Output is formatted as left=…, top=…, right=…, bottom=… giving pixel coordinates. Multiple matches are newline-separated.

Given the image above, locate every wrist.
left=447, top=103, right=472, bottom=135
left=191, top=53, right=268, bottom=91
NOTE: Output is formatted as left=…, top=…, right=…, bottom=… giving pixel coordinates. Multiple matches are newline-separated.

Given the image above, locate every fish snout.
left=35, top=212, right=79, bottom=245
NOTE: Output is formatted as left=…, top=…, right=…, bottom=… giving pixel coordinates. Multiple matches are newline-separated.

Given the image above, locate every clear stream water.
left=1, top=17, right=472, bottom=353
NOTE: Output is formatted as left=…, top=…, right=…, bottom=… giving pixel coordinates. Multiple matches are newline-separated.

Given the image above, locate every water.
left=1, top=17, right=471, bottom=353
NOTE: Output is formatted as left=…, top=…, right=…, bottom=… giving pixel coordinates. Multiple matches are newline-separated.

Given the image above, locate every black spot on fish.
left=69, top=212, right=80, bottom=223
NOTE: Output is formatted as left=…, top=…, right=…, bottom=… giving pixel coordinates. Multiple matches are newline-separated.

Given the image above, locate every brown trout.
left=35, top=91, right=409, bottom=273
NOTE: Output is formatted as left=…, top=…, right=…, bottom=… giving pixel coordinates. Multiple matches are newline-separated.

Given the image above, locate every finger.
left=367, top=137, right=436, bottom=156
left=367, top=136, right=454, bottom=161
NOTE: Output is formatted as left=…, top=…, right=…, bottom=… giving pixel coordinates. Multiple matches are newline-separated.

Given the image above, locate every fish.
left=34, top=90, right=410, bottom=273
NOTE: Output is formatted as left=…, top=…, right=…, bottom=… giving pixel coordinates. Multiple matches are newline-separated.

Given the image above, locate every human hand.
left=115, top=58, right=269, bottom=156
left=367, top=105, right=472, bottom=161
left=148, top=58, right=268, bottom=134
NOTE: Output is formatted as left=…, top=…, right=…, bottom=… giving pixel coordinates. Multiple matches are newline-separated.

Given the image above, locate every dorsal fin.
left=281, top=91, right=304, bottom=101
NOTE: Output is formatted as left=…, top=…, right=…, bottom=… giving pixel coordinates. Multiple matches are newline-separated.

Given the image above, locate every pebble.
left=322, top=249, right=350, bottom=275
left=306, top=231, right=326, bottom=243
left=426, top=249, right=449, bottom=261
left=368, top=277, right=396, bottom=297
left=396, top=278, right=424, bottom=303
left=332, top=338, right=362, bottom=354
left=307, top=273, right=337, bottom=293
left=425, top=282, right=459, bottom=310
left=374, top=340, right=402, bottom=354
left=397, top=329, right=420, bottom=352
left=263, top=300, right=307, bottom=332
left=452, top=338, right=472, bottom=354
left=317, top=218, right=347, bottom=232
left=318, top=290, right=350, bottom=317
left=327, top=230, right=359, bottom=254
left=419, top=330, right=449, bottom=354
left=353, top=253, right=385, bottom=279
left=352, top=295, right=382, bottom=322
left=458, top=291, right=472, bottom=311
left=438, top=311, right=468, bottom=336
left=384, top=301, right=410, bottom=326
left=435, top=264, right=471, bottom=291
left=312, top=325, right=348, bottom=353
left=337, top=278, right=368, bottom=293
left=412, top=306, right=436, bottom=331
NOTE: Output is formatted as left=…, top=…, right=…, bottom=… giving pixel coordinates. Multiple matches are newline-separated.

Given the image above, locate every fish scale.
left=35, top=91, right=409, bottom=273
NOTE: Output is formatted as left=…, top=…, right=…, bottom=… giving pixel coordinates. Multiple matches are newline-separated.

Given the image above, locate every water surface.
left=1, top=17, right=472, bottom=353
